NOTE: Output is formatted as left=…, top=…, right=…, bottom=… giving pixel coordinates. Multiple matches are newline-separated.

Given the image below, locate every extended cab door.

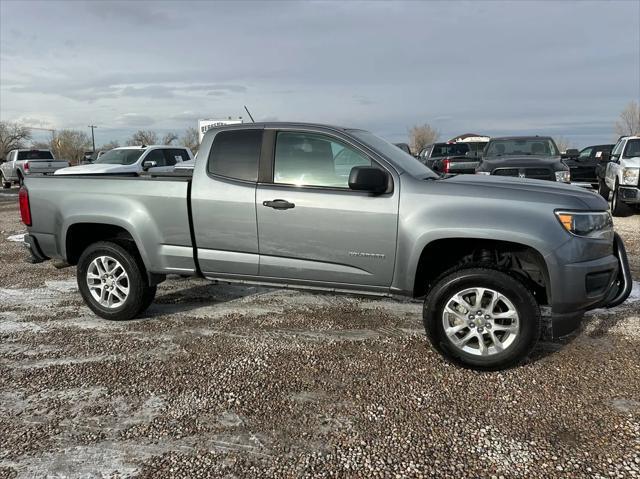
left=255, top=129, right=399, bottom=290
left=191, top=128, right=264, bottom=275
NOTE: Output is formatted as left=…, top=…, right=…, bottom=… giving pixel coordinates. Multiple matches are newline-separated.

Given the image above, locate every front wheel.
left=423, top=268, right=541, bottom=370
left=598, top=179, right=610, bottom=200
left=77, top=241, right=156, bottom=321
left=610, top=181, right=632, bottom=217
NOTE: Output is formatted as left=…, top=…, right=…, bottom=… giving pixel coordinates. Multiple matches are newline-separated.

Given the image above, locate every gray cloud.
left=1, top=0, right=638, bottom=146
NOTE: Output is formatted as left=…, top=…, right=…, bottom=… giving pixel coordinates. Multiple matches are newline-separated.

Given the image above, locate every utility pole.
left=88, top=125, right=97, bottom=153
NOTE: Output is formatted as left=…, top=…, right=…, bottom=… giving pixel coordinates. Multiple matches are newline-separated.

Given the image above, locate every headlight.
left=622, top=167, right=639, bottom=185
left=555, top=170, right=571, bottom=183
left=555, top=211, right=613, bottom=239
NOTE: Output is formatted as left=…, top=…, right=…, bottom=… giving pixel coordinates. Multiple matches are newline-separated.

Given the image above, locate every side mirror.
left=142, top=160, right=157, bottom=171
left=565, top=149, right=579, bottom=159
left=348, top=166, right=388, bottom=194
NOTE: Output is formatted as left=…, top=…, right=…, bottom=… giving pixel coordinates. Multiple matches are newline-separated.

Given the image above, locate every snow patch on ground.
left=6, top=233, right=25, bottom=242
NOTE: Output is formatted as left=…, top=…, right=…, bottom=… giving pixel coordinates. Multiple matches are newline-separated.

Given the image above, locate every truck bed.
left=25, top=174, right=196, bottom=274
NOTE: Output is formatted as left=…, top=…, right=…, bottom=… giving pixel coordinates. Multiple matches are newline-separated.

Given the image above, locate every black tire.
left=77, top=241, right=156, bottom=321
left=423, top=267, right=541, bottom=370
left=610, top=181, right=632, bottom=217
left=598, top=179, right=610, bottom=200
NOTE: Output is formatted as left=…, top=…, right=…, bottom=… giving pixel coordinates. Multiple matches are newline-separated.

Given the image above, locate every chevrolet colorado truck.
left=20, top=123, right=631, bottom=370
left=598, top=136, right=640, bottom=216
left=1, top=149, right=69, bottom=188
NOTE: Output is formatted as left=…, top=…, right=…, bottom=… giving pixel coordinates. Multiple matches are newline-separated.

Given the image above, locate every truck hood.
left=435, top=173, right=608, bottom=210
left=478, top=155, right=565, bottom=170
left=54, top=163, right=139, bottom=175
left=621, top=156, right=640, bottom=167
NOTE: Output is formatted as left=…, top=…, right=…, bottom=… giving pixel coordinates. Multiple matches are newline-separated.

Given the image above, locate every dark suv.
left=475, top=136, right=571, bottom=183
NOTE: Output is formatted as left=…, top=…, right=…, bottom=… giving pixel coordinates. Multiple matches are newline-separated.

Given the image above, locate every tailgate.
left=28, top=161, right=69, bottom=174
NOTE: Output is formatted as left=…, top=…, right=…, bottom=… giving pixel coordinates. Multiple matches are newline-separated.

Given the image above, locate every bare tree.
left=127, top=130, right=158, bottom=146
left=614, top=100, right=640, bottom=137
left=99, top=140, right=120, bottom=151
left=0, top=121, right=32, bottom=160
left=162, top=132, right=178, bottom=145
left=180, top=127, right=199, bottom=153
left=554, top=136, right=572, bottom=153
left=52, top=129, right=91, bottom=165
left=408, top=123, right=440, bottom=154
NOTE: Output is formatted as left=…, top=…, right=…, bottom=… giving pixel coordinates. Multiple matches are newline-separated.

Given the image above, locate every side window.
left=274, top=131, right=371, bottom=188
left=611, top=140, right=624, bottom=158
left=207, top=130, right=262, bottom=182
left=144, top=149, right=167, bottom=167
left=163, top=149, right=188, bottom=166
left=579, top=148, right=591, bottom=158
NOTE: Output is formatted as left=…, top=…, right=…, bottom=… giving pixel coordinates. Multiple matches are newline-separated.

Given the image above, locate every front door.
left=256, top=129, right=399, bottom=289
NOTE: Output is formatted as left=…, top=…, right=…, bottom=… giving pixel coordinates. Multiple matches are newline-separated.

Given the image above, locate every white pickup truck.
left=1, top=149, right=69, bottom=188
left=601, top=135, right=640, bottom=216
left=55, top=145, right=193, bottom=175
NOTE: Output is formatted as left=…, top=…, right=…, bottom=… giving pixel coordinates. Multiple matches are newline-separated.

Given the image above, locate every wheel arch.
left=410, top=237, right=552, bottom=306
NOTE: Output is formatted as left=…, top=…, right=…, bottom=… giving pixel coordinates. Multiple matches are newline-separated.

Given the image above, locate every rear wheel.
left=610, top=181, right=632, bottom=217
left=77, top=241, right=156, bottom=321
left=598, top=179, right=610, bottom=200
left=423, top=267, right=540, bottom=370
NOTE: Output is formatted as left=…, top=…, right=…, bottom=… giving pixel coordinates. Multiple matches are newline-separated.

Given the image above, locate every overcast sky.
left=1, top=0, right=639, bottom=147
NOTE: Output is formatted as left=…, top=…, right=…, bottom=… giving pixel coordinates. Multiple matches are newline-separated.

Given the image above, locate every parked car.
left=1, top=149, right=69, bottom=188
left=20, top=122, right=631, bottom=370
left=475, top=136, right=571, bottom=183
left=599, top=136, right=640, bottom=216
left=54, top=145, right=193, bottom=175
left=394, top=143, right=412, bottom=155
left=563, top=144, right=614, bottom=189
left=425, top=142, right=480, bottom=174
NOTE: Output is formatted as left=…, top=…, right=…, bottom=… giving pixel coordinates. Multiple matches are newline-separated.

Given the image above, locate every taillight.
left=23, top=161, right=30, bottom=173
left=442, top=159, right=451, bottom=173
left=19, top=187, right=31, bottom=226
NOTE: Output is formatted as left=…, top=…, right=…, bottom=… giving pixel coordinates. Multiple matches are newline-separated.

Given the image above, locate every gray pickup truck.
left=20, top=123, right=631, bottom=370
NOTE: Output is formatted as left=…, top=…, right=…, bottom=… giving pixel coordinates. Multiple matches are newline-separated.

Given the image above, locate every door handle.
left=263, top=199, right=295, bottom=210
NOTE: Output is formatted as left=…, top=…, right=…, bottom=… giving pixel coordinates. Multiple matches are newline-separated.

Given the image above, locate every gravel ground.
left=1, top=188, right=639, bottom=478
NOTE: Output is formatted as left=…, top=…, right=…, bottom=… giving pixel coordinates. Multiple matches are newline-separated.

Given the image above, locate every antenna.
left=244, top=105, right=255, bottom=123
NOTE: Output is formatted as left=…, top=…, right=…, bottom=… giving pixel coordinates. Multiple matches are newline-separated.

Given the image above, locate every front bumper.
left=618, top=186, right=640, bottom=204
left=550, top=233, right=632, bottom=338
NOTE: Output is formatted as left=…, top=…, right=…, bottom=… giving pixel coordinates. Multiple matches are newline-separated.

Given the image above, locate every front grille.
left=524, top=168, right=553, bottom=181
left=492, top=167, right=554, bottom=181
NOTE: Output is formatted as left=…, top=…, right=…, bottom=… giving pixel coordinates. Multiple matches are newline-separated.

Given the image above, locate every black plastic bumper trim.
left=24, top=234, right=49, bottom=264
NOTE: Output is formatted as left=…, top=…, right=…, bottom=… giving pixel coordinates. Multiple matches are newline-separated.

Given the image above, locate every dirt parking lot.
left=1, top=187, right=639, bottom=478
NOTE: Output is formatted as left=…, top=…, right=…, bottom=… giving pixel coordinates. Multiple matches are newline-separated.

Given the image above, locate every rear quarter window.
left=207, top=130, right=263, bottom=182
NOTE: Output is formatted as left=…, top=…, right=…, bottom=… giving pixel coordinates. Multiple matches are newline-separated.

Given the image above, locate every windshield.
left=430, top=143, right=470, bottom=158
left=623, top=139, right=640, bottom=158
left=485, top=138, right=559, bottom=157
left=349, top=130, right=438, bottom=179
left=94, top=149, right=144, bottom=165
left=17, top=150, right=53, bottom=160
